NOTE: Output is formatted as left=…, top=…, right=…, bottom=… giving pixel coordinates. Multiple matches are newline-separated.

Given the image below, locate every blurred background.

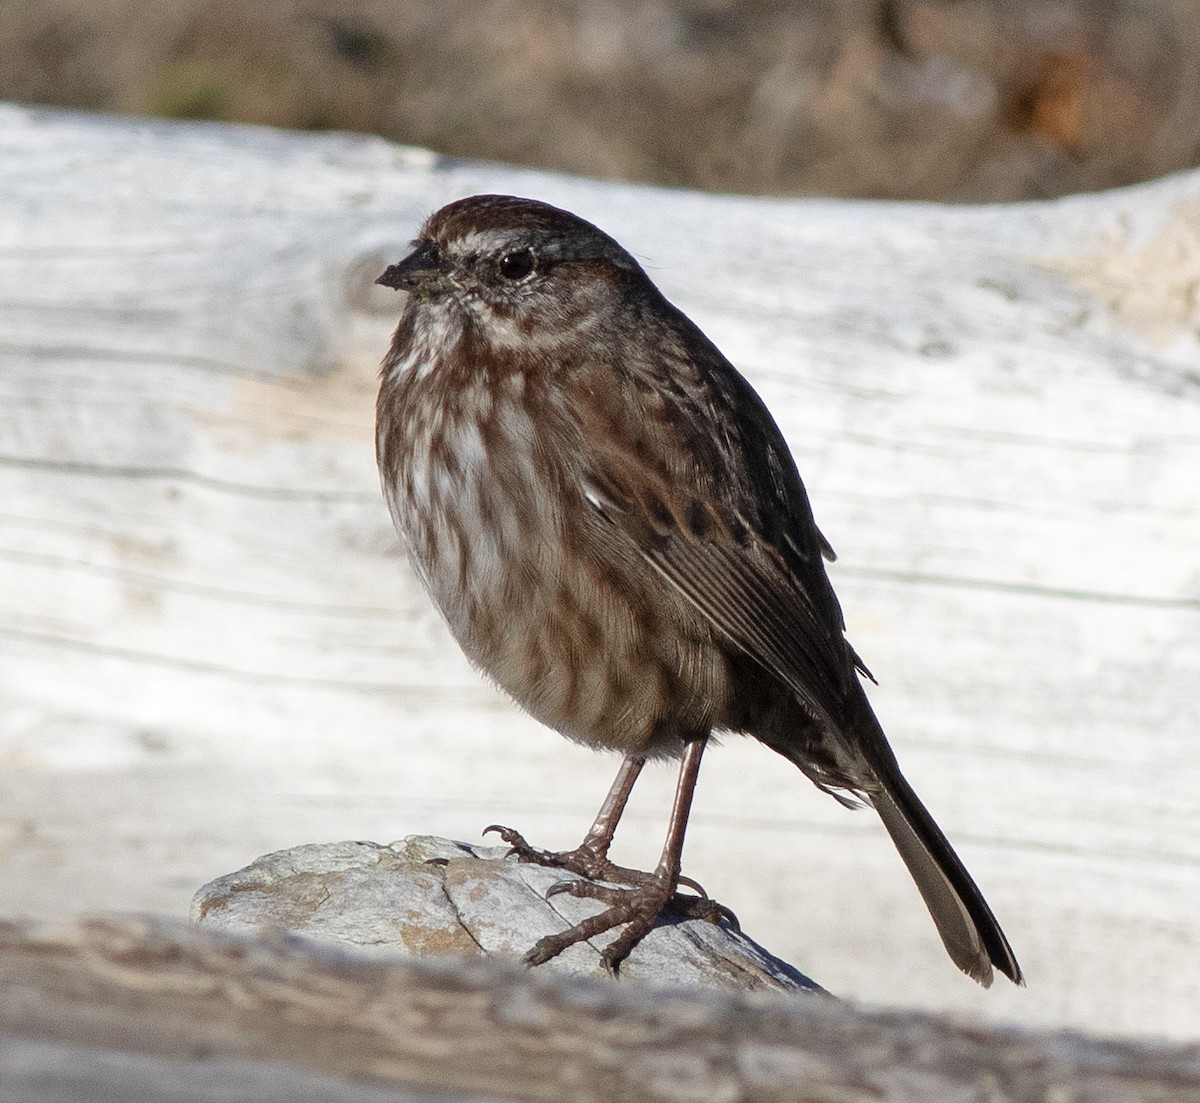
left=4, top=0, right=1200, bottom=201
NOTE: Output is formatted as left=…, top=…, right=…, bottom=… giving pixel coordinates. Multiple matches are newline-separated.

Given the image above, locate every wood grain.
left=1, top=916, right=1197, bottom=1103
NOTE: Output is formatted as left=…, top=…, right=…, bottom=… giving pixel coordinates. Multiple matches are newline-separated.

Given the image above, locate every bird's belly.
left=383, top=390, right=734, bottom=756
left=415, top=515, right=727, bottom=757
left=482, top=556, right=724, bottom=753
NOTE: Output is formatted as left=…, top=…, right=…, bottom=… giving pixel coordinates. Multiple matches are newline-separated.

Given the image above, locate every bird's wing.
left=570, top=332, right=863, bottom=733
left=579, top=467, right=850, bottom=732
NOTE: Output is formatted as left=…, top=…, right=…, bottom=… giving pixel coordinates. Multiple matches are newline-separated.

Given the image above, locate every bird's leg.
left=574, top=753, right=646, bottom=866
left=485, top=755, right=648, bottom=884
left=523, top=737, right=738, bottom=974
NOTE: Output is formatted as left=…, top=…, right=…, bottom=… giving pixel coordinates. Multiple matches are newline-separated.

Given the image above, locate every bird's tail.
left=862, top=724, right=1023, bottom=987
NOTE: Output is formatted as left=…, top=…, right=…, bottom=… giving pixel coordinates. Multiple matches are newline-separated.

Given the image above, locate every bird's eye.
left=498, top=248, right=536, bottom=281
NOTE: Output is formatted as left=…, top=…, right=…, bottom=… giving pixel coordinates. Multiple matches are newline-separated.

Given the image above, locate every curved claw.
left=543, top=879, right=581, bottom=901
left=671, top=894, right=741, bottom=933
left=599, top=922, right=650, bottom=975
left=716, top=902, right=741, bottom=933
left=675, top=874, right=709, bottom=899
left=483, top=824, right=524, bottom=845
left=482, top=824, right=555, bottom=866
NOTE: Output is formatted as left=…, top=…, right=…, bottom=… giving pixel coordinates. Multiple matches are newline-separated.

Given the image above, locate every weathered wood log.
left=0, top=102, right=1197, bottom=1037
left=191, top=835, right=823, bottom=992
left=0, top=1037, right=453, bottom=1103
left=2, top=916, right=1198, bottom=1103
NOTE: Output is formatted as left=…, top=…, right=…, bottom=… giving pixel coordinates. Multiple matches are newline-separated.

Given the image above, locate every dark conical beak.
left=375, top=240, right=442, bottom=291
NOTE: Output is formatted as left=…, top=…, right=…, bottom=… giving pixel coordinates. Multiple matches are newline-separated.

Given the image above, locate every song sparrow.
left=375, top=194, right=1022, bottom=986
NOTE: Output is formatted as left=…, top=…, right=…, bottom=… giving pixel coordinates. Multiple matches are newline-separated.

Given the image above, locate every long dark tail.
left=860, top=717, right=1023, bottom=987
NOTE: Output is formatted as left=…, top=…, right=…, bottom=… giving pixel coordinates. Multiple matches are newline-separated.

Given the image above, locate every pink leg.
left=521, top=738, right=736, bottom=973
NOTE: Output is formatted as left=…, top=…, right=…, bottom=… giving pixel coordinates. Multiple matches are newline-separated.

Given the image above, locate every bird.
left=374, top=193, right=1023, bottom=986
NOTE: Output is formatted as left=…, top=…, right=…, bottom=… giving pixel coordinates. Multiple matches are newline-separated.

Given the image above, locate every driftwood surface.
left=0, top=103, right=1197, bottom=1039
left=2, top=915, right=1199, bottom=1103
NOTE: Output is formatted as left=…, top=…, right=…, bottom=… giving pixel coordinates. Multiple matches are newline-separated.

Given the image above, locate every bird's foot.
left=483, top=823, right=647, bottom=887
left=525, top=874, right=739, bottom=974
left=484, top=823, right=739, bottom=971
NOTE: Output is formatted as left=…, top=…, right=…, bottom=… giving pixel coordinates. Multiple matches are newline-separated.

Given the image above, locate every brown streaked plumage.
left=375, top=194, right=1023, bottom=986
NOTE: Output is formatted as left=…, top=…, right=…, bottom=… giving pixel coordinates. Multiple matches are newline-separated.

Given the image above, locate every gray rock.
left=192, top=836, right=823, bottom=994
